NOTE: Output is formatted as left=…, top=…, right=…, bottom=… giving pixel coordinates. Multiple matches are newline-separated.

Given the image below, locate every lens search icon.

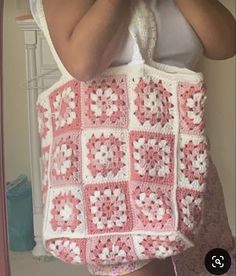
left=205, top=248, right=231, bottom=275
left=212, top=255, right=225, bottom=268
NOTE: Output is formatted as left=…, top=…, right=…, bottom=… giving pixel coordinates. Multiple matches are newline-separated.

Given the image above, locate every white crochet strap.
left=37, top=0, right=157, bottom=75
left=129, top=0, right=158, bottom=64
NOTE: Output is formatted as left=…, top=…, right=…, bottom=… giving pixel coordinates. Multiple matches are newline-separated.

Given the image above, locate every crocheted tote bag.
left=36, top=0, right=210, bottom=266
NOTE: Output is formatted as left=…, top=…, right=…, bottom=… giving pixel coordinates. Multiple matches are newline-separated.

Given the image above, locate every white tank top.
left=29, top=0, right=203, bottom=70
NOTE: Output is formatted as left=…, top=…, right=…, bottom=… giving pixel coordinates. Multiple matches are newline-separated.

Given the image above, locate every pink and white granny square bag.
left=36, top=0, right=210, bottom=266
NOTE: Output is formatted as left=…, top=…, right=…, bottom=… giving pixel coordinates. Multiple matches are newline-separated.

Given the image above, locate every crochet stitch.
left=36, top=0, right=210, bottom=266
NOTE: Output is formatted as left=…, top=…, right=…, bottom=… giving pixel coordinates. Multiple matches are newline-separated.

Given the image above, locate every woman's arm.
left=175, top=0, right=236, bottom=59
left=42, top=0, right=131, bottom=81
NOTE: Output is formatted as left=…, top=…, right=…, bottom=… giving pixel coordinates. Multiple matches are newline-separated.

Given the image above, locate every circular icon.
left=205, top=248, right=231, bottom=275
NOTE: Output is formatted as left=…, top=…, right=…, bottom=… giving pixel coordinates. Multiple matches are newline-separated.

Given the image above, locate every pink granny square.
left=47, top=186, right=85, bottom=234
left=49, top=80, right=81, bottom=137
left=81, top=75, right=129, bottom=128
left=178, top=136, right=209, bottom=191
left=176, top=187, right=204, bottom=241
left=50, top=131, right=82, bottom=186
left=177, top=81, right=207, bottom=135
left=81, top=129, right=129, bottom=184
left=133, top=234, right=187, bottom=260
left=86, top=235, right=136, bottom=265
left=129, top=131, right=175, bottom=184
left=46, top=237, right=87, bottom=264
left=84, top=182, right=133, bottom=234
left=133, top=78, right=175, bottom=130
left=129, top=181, right=175, bottom=231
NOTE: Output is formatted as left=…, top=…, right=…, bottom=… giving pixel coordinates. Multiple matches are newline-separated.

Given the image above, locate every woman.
left=30, top=0, right=235, bottom=275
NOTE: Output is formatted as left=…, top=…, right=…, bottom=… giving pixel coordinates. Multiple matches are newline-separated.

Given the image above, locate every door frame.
left=0, top=0, right=11, bottom=275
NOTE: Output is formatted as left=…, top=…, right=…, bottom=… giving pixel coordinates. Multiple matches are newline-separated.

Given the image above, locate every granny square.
left=176, top=187, right=204, bottom=241
left=45, top=186, right=86, bottom=236
left=132, top=233, right=187, bottom=260
left=81, top=75, right=129, bottom=128
left=36, top=97, right=52, bottom=148
left=45, top=237, right=87, bottom=264
left=50, top=131, right=82, bottom=186
left=178, top=134, right=209, bottom=192
left=86, top=235, right=136, bottom=265
left=177, top=81, right=207, bottom=135
left=129, top=181, right=175, bottom=231
left=81, top=128, right=129, bottom=184
left=49, top=80, right=81, bottom=137
left=84, top=181, right=133, bottom=234
left=129, top=131, right=175, bottom=184
left=129, top=75, right=176, bottom=133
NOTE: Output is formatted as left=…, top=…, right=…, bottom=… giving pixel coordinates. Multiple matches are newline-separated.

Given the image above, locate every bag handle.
left=128, top=0, right=158, bottom=65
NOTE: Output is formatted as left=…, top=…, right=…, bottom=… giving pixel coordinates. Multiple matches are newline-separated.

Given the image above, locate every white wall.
left=3, top=0, right=235, bottom=233
left=3, top=0, right=30, bottom=182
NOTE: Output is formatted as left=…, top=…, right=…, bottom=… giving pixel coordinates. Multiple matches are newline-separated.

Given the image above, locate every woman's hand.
left=174, top=0, right=236, bottom=59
